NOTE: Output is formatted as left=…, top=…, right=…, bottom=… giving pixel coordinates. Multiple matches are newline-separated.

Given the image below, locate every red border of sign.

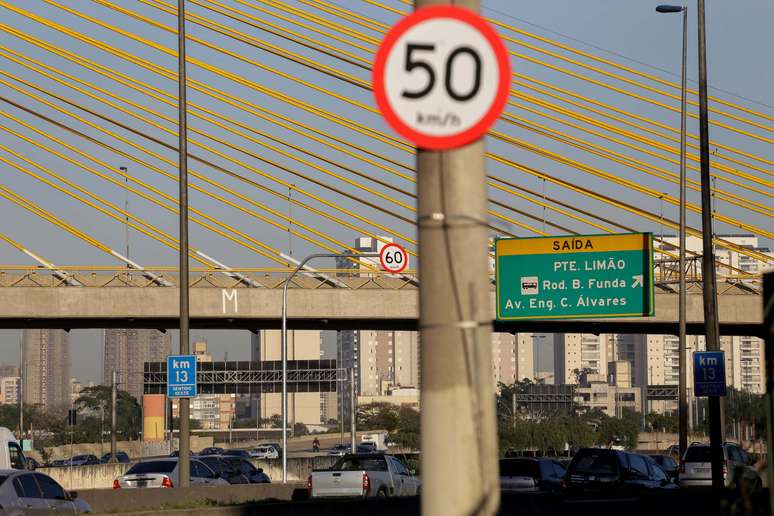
left=379, top=243, right=408, bottom=274
left=373, top=5, right=511, bottom=150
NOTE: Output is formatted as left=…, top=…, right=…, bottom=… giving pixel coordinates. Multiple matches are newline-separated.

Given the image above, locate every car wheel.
left=377, top=488, right=388, bottom=498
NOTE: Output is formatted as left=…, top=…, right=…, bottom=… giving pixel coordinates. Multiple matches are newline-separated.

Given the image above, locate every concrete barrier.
left=253, top=456, right=338, bottom=482
left=78, top=483, right=301, bottom=514
left=31, top=436, right=214, bottom=463
left=39, top=456, right=340, bottom=490
left=39, top=463, right=131, bottom=490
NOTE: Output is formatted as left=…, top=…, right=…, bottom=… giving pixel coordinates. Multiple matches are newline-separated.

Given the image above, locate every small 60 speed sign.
left=373, top=5, right=510, bottom=150
left=379, top=243, right=409, bottom=274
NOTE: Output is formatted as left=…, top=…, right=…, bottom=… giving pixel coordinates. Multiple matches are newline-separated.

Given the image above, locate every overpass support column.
left=416, top=1, right=498, bottom=513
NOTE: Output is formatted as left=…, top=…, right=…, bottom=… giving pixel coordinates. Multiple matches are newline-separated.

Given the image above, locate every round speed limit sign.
left=373, top=5, right=510, bottom=150
left=379, top=243, right=409, bottom=274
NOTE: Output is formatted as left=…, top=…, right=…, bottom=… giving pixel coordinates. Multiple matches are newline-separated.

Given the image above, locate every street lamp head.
left=656, top=5, right=685, bottom=13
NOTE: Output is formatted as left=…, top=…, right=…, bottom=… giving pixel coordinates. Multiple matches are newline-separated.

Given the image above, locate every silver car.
left=679, top=443, right=760, bottom=488
left=114, top=458, right=229, bottom=489
left=0, top=469, right=92, bottom=514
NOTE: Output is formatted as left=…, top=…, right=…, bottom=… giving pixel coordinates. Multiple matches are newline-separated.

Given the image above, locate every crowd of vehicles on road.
left=498, top=442, right=763, bottom=499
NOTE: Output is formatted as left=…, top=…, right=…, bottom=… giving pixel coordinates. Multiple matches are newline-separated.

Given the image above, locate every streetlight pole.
left=176, top=0, right=191, bottom=488
left=655, top=2, right=689, bottom=462
left=280, top=253, right=379, bottom=483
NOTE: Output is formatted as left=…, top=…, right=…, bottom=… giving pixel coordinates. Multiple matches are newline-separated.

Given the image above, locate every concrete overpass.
left=0, top=274, right=763, bottom=336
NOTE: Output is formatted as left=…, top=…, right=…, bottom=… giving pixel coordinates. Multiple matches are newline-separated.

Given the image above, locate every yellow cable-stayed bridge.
left=0, top=0, right=770, bottom=333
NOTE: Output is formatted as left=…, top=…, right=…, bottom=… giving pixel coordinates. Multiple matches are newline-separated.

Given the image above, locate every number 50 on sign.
left=373, top=6, right=510, bottom=150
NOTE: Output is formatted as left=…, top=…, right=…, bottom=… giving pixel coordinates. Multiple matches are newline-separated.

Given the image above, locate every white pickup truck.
left=308, top=453, right=420, bottom=498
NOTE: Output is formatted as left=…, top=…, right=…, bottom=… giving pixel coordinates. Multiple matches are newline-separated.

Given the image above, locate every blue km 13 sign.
left=167, top=354, right=197, bottom=399
left=693, top=351, right=727, bottom=397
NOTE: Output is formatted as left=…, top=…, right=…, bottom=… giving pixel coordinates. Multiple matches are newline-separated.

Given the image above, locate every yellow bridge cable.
left=1, top=63, right=756, bottom=270
left=0, top=96, right=350, bottom=269
left=104, top=0, right=774, bottom=204
left=512, top=74, right=774, bottom=174
left=283, top=0, right=774, bottom=169
left=0, top=45, right=556, bottom=238
left=4, top=5, right=768, bottom=262
left=0, top=104, right=305, bottom=267
left=0, top=82, right=413, bottom=259
left=0, top=184, right=129, bottom=258
left=130, top=0, right=774, bottom=193
left=506, top=92, right=774, bottom=195
left=371, top=0, right=774, bottom=130
left=0, top=23, right=545, bottom=238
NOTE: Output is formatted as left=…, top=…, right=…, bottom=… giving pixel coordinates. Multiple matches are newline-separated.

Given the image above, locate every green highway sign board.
left=496, top=233, right=655, bottom=320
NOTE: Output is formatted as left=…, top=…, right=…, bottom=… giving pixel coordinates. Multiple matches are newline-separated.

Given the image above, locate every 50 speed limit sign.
left=379, top=243, right=409, bottom=274
left=373, top=5, right=510, bottom=150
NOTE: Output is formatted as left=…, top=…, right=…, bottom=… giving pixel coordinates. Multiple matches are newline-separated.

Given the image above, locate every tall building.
left=188, top=341, right=236, bottom=430
left=491, top=333, right=537, bottom=388
left=252, top=330, right=328, bottom=427
left=22, top=329, right=71, bottom=413
left=0, top=376, right=20, bottom=405
left=358, top=330, right=420, bottom=396
left=103, top=329, right=170, bottom=402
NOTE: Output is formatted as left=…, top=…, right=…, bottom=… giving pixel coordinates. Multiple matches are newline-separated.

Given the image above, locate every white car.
left=113, top=458, right=229, bottom=489
left=0, top=469, right=92, bottom=513
left=250, top=446, right=279, bottom=460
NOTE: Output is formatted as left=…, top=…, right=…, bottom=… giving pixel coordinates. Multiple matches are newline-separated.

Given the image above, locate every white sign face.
left=373, top=6, right=510, bottom=150
left=379, top=243, right=409, bottom=274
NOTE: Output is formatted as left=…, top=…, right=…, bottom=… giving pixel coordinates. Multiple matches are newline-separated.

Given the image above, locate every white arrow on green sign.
left=495, top=232, right=655, bottom=320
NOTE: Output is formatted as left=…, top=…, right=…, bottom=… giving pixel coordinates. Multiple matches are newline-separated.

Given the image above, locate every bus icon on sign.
left=520, top=276, right=539, bottom=295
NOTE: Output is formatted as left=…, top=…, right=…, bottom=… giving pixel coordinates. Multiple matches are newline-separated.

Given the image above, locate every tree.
left=294, top=422, right=309, bottom=436
left=357, top=403, right=400, bottom=432
left=74, top=386, right=142, bottom=440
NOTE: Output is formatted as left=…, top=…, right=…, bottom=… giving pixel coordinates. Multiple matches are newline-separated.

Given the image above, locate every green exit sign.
left=496, top=233, right=655, bottom=320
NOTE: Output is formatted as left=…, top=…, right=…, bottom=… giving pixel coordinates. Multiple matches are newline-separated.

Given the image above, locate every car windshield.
left=126, top=461, right=177, bottom=474
left=499, top=459, right=540, bottom=478
left=684, top=447, right=713, bottom=463
left=333, top=457, right=388, bottom=471
left=570, top=452, right=619, bottom=476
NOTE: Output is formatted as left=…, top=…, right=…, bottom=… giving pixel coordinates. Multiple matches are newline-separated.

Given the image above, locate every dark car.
left=563, top=448, right=677, bottom=500
left=67, top=455, right=100, bottom=466
left=220, top=456, right=271, bottom=484
left=499, top=457, right=565, bottom=493
left=169, top=450, right=196, bottom=457
left=100, top=452, right=130, bottom=464
left=221, top=449, right=252, bottom=459
left=199, top=447, right=225, bottom=456
left=198, top=456, right=248, bottom=484
left=648, top=454, right=679, bottom=481
left=356, top=443, right=378, bottom=454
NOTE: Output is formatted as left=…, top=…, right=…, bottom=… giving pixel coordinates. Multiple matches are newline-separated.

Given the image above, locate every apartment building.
left=22, top=329, right=70, bottom=413
left=103, top=329, right=170, bottom=401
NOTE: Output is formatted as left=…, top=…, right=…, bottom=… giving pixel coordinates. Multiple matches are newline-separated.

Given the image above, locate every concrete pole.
left=696, top=0, right=724, bottom=490
left=350, top=368, right=357, bottom=453
left=177, top=0, right=191, bottom=488
left=678, top=5, right=689, bottom=461
left=19, top=337, right=23, bottom=445
left=110, top=370, right=117, bottom=463
left=416, top=3, right=498, bottom=514
left=763, top=273, right=773, bottom=511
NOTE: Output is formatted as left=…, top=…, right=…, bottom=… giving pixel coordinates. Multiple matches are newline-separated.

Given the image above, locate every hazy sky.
left=0, top=0, right=771, bottom=382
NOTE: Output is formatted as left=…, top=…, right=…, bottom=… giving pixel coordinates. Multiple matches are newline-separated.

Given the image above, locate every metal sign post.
left=280, top=252, right=378, bottom=483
